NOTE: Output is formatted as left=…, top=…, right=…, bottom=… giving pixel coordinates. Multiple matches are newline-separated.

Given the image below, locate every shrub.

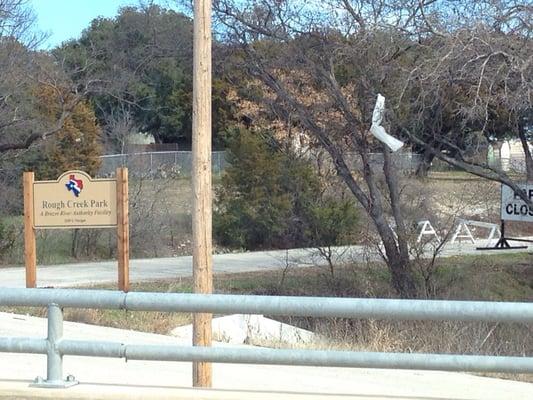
left=214, top=128, right=291, bottom=249
left=214, top=127, right=359, bottom=250
left=30, top=85, right=102, bottom=180
left=0, top=217, right=16, bottom=260
left=304, top=198, right=360, bottom=247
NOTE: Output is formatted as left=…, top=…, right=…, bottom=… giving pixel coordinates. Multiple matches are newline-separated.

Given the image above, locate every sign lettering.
left=33, top=170, right=117, bottom=228
left=500, top=183, right=533, bottom=222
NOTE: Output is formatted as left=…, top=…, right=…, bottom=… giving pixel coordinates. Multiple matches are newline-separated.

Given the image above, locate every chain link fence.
left=343, top=152, right=423, bottom=173
left=98, top=151, right=227, bottom=178
left=98, top=150, right=530, bottom=179
left=99, top=151, right=425, bottom=178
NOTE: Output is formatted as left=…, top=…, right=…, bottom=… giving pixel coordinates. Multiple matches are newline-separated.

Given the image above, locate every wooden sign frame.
left=23, top=168, right=130, bottom=291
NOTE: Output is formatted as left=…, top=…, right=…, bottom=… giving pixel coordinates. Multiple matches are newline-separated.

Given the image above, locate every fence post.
left=31, top=304, right=77, bottom=388
left=47, top=304, right=63, bottom=383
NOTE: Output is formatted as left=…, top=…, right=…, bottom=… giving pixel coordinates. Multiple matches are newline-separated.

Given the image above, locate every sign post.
left=116, top=168, right=130, bottom=292
left=23, top=169, right=129, bottom=290
left=23, top=172, right=36, bottom=288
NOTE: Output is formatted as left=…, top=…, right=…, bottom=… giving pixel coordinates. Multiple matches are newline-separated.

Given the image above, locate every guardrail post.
left=31, top=304, right=77, bottom=388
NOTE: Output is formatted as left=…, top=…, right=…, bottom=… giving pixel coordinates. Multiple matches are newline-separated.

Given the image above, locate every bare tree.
left=101, top=104, right=138, bottom=154
left=0, top=1, right=97, bottom=154
left=213, top=0, right=531, bottom=296
left=395, top=1, right=532, bottom=188
left=214, top=0, right=424, bottom=297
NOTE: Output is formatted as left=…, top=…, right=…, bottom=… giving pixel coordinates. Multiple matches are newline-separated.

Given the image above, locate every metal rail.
left=1, top=288, right=533, bottom=322
left=0, top=288, right=532, bottom=388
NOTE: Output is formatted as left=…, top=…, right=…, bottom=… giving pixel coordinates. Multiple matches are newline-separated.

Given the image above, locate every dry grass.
left=1, top=234, right=531, bottom=382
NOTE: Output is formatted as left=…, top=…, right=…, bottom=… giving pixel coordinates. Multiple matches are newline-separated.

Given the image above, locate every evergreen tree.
left=214, top=127, right=359, bottom=250
left=33, top=85, right=102, bottom=179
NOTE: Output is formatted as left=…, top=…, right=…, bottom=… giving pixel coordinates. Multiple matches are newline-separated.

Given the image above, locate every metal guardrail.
left=0, top=288, right=532, bottom=388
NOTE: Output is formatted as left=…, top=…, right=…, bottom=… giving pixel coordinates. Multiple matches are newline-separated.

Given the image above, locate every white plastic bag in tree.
left=370, top=94, right=404, bottom=152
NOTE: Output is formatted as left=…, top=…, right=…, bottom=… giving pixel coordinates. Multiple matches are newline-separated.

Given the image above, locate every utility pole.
left=192, top=0, right=213, bottom=388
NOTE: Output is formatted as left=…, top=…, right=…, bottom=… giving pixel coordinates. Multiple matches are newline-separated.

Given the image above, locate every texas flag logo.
left=65, top=174, right=84, bottom=197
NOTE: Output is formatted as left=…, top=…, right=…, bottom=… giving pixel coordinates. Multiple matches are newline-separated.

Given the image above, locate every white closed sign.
left=501, top=183, right=533, bottom=222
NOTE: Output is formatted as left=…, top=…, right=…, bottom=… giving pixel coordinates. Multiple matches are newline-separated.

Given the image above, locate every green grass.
left=429, top=253, right=533, bottom=300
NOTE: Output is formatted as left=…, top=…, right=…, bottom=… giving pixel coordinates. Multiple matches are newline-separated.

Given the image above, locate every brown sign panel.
left=33, top=170, right=117, bottom=229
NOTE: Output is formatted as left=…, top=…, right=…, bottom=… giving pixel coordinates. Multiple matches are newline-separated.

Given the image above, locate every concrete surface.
left=0, top=381, right=449, bottom=400
left=0, top=312, right=532, bottom=400
left=171, top=314, right=315, bottom=345
left=0, top=240, right=531, bottom=288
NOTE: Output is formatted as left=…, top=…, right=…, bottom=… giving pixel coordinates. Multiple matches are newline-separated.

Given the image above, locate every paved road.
left=0, top=240, right=530, bottom=288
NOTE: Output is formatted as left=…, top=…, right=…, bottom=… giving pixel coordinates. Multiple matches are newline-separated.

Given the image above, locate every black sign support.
left=476, top=220, right=528, bottom=250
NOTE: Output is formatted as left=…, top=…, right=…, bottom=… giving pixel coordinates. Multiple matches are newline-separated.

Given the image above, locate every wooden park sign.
left=23, top=169, right=130, bottom=291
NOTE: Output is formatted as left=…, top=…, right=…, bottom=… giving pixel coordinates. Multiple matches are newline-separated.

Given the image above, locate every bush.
left=304, top=198, right=360, bottom=247
left=29, top=85, right=102, bottom=180
left=214, top=127, right=359, bottom=250
left=0, top=217, right=16, bottom=260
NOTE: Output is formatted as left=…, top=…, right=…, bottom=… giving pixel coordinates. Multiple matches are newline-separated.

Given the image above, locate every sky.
left=30, top=0, right=137, bottom=49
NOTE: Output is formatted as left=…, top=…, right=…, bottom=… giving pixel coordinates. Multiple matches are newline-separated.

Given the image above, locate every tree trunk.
left=372, top=207, right=418, bottom=298
left=382, top=150, right=418, bottom=298
left=517, top=124, right=533, bottom=182
left=376, top=219, right=418, bottom=299
left=415, top=149, right=435, bottom=177
left=71, top=228, right=80, bottom=258
left=388, top=253, right=418, bottom=297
